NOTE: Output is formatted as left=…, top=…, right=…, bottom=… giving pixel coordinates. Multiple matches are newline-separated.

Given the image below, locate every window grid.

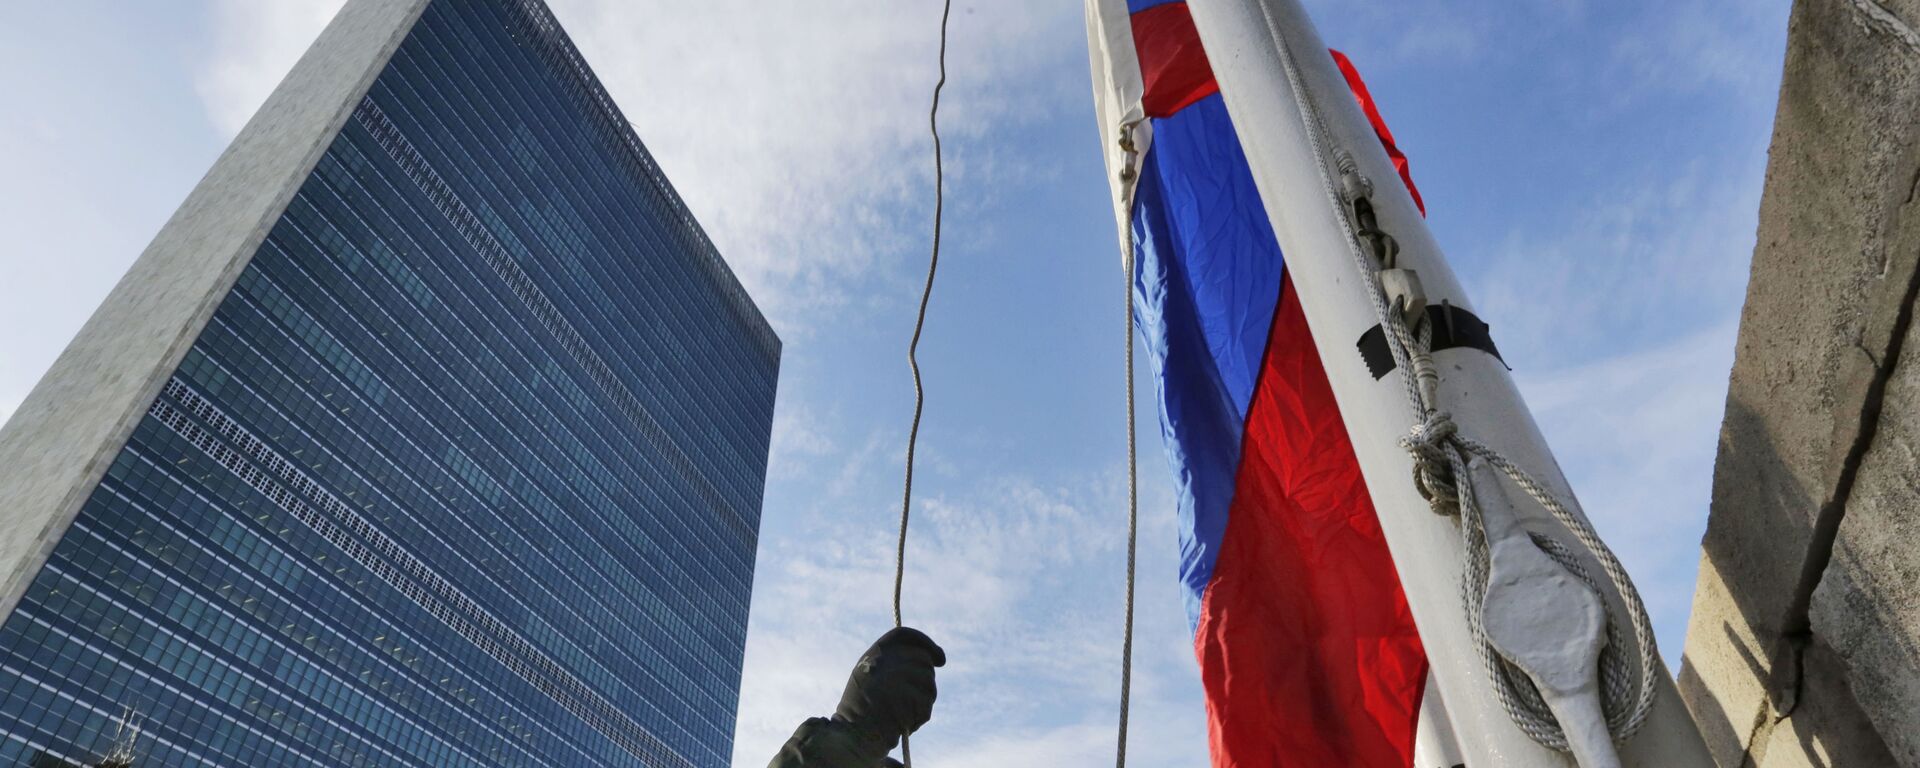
left=356, top=99, right=753, bottom=542
left=151, top=382, right=692, bottom=768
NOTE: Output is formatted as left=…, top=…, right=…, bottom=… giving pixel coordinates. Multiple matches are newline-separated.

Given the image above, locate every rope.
left=891, top=0, right=952, bottom=763
left=1113, top=124, right=1144, bottom=768
left=1358, top=144, right=1656, bottom=754
left=1392, top=333, right=1658, bottom=748
left=1251, top=8, right=1660, bottom=752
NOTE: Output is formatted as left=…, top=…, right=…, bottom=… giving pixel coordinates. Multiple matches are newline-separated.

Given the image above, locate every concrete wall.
left=0, top=0, right=431, bottom=621
left=1679, top=0, right=1920, bottom=765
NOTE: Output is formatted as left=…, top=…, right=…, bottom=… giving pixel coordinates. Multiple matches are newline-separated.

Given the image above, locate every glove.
left=833, top=627, right=946, bottom=746
left=766, top=628, right=944, bottom=768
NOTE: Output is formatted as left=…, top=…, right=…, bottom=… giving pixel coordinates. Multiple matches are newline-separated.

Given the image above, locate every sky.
left=0, top=1, right=1791, bottom=765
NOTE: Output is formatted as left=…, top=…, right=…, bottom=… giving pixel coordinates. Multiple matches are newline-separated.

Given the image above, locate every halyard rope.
left=1249, top=3, right=1660, bottom=752
left=1114, top=123, right=1145, bottom=768
left=892, top=0, right=953, bottom=764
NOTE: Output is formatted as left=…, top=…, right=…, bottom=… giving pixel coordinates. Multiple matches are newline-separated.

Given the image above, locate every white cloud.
left=767, top=402, right=835, bottom=480
left=923, top=703, right=1208, bottom=768
left=1608, top=0, right=1792, bottom=103
left=1302, top=0, right=1491, bottom=64
left=197, top=0, right=348, bottom=137
left=1469, top=155, right=1763, bottom=371
left=733, top=448, right=1205, bottom=766
left=550, top=0, right=1083, bottom=333
left=194, top=0, right=1084, bottom=334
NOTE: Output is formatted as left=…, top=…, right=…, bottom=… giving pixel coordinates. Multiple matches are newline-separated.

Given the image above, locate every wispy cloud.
left=1607, top=0, right=1792, bottom=103
left=551, top=0, right=1082, bottom=333
left=1303, top=0, right=1491, bottom=64
left=1469, top=155, right=1764, bottom=370
left=767, top=402, right=836, bottom=481
left=736, top=419, right=1205, bottom=766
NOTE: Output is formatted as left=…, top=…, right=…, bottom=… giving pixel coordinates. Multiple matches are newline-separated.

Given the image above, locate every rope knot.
left=1400, top=411, right=1460, bottom=514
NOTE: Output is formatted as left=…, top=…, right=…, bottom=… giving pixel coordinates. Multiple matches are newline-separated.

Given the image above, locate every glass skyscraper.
left=0, top=1, right=777, bottom=766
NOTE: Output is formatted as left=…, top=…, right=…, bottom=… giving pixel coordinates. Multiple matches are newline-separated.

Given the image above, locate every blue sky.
left=0, top=1, right=1789, bottom=765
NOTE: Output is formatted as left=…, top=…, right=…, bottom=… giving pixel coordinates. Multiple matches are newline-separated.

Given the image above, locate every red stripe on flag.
left=1131, top=3, right=1218, bottom=118
left=1196, top=274, right=1427, bottom=766
left=1331, top=50, right=1426, bottom=216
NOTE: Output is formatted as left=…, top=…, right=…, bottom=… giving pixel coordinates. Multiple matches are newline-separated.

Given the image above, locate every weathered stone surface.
left=1741, top=639, right=1900, bottom=768
left=1681, top=0, right=1920, bottom=764
left=1681, top=558, right=1778, bottom=766
left=1811, top=247, right=1920, bottom=765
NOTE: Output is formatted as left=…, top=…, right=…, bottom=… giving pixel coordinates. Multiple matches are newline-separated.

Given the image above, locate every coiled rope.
left=1390, top=323, right=1657, bottom=749
left=1249, top=3, right=1660, bottom=751
left=891, top=0, right=953, bottom=764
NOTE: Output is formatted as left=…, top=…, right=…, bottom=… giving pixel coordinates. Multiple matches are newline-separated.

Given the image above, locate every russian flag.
left=1087, top=1, right=1428, bottom=764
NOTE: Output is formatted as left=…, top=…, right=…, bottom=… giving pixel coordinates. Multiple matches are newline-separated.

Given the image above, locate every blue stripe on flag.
left=1127, top=0, right=1183, bottom=14
left=1130, top=92, right=1287, bottom=628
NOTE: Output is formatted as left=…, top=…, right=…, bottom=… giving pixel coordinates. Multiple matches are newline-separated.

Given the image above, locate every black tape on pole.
left=1357, top=303, right=1505, bottom=379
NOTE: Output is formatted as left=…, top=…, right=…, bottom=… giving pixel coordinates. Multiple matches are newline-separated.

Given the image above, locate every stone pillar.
left=1679, top=0, right=1920, bottom=765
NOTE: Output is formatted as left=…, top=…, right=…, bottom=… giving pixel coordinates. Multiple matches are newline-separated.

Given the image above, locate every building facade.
left=1679, top=0, right=1920, bottom=765
left=0, top=1, right=779, bottom=766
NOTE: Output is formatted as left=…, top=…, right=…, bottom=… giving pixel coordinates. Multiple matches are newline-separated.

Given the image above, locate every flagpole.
left=1179, top=0, right=1713, bottom=764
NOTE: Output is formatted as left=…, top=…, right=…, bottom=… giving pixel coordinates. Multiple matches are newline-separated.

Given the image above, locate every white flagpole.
left=1180, top=0, right=1713, bottom=764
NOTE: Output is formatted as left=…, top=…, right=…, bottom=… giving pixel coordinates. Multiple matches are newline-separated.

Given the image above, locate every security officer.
left=768, top=628, right=945, bottom=767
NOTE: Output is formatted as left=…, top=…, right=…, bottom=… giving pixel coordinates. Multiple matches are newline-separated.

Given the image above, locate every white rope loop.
left=1385, top=284, right=1659, bottom=751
